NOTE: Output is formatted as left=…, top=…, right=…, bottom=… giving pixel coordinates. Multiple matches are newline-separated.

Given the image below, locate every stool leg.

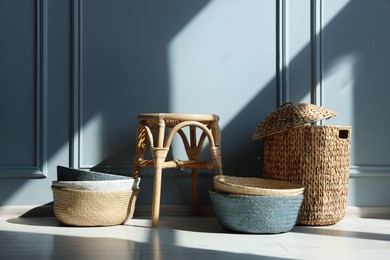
left=133, top=123, right=146, bottom=179
left=210, top=121, right=221, bottom=148
left=210, top=146, right=223, bottom=175
left=151, top=148, right=169, bottom=228
left=189, top=126, right=199, bottom=216
left=192, top=169, right=199, bottom=216
left=152, top=168, right=162, bottom=227
left=210, top=122, right=223, bottom=175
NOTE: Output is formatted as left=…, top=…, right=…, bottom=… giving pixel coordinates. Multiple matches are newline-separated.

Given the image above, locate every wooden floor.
left=0, top=212, right=389, bottom=260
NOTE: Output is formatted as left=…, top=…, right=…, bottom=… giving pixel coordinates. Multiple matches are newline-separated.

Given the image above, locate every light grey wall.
left=0, top=0, right=389, bottom=207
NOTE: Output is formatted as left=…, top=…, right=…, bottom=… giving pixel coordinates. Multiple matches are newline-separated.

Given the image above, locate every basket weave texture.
left=253, top=102, right=336, bottom=140
left=209, top=190, right=303, bottom=234
left=263, top=125, right=351, bottom=225
left=52, top=166, right=140, bottom=227
left=52, top=186, right=138, bottom=227
left=213, top=175, right=304, bottom=196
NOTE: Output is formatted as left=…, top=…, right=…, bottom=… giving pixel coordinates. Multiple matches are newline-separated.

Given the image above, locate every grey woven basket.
left=57, top=166, right=130, bottom=181
left=209, top=190, right=303, bottom=234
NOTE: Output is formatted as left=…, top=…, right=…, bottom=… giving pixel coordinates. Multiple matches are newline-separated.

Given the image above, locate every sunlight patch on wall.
left=80, top=114, right=104, bottom=168
left=167, top=0, right=276, bottom=130
left=290, top=0, right=351, bottom=104
left=322, top=53, right=359, bottom=127
left=299, top=92, right=311, bottom=104
left=322, top=0, right=351, bottom=27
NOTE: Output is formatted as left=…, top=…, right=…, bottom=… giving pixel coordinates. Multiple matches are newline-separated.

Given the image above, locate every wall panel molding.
left=276, top=0, right=288, bottom=107
left=310, top=0, right=323, bottom=108
left=71, top=0, right=100, bottom=170
left=349, top=165, right=390, bottom=178
left=277, top=0, right=323, bottom=108
left=71, top=0, right=82, bottom=169
left=0, top=0, right=48, bottom=178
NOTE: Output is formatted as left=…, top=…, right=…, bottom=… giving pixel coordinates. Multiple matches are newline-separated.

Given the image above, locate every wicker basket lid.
left=252, top=102, right=336, bottom=140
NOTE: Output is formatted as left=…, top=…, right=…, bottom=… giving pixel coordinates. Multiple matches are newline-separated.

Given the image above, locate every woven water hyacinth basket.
left=253, top=103, right=352, bottom=226
left=52, top=178, right=140, bottom=227
left=209, top=190, right=304, bottom=233
left=52, top=186, right=139, bottom=226
left=213, top=175, right=304, bottom=196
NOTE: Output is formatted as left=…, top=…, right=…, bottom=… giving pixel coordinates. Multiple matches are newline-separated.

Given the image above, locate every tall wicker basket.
left=253, top=103, right=352, bottom=226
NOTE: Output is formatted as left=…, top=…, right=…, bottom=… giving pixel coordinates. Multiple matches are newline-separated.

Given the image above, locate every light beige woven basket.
left=253, top=103, right=352, bottom=226
left=213, top=175, right=304, bottom=196
left=52, top=186, right=139, bottom=227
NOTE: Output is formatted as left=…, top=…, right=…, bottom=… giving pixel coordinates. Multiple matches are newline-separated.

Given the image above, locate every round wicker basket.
left=52, top=186, right=139, bottom=227
left=213, top=175, right=304, bottom=196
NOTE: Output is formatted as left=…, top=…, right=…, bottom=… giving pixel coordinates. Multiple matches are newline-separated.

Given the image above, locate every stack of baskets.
left=253, top=102, right=352, bottom=226
left=209, top=175, right=305, bottom=234
left=52, top=166, right=140, bottom=227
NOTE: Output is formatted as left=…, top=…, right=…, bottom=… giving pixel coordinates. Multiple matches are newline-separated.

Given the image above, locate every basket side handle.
left=338, top=128, right=351, bottom=140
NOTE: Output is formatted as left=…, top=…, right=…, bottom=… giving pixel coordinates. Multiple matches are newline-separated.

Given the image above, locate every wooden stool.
left=133, top=113, right=223, bottom=227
